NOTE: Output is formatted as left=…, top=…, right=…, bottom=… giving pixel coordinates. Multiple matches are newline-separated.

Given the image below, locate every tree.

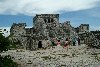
left=0, top=33, right=18, bottom=67
left=0, top=33, right=10, bottom=52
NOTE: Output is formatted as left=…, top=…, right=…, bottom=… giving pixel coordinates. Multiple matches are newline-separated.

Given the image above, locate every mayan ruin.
left=9, top=14, right=92, bottom=50
left=2, top=14, right=99, bottom=67
left=1, top=13, right=100, bottom=67
left=1, top=0, right=100, bottom=67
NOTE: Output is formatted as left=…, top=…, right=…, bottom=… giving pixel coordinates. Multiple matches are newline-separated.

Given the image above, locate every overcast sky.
left=0, top=0, right=100, bottom=31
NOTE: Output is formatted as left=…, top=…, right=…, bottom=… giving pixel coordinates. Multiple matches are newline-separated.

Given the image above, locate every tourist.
left=57, top=40, right=61, bottom=46
left=72, top=36, right=76, bottom=46
left=73, top=40, right=76, bottom=46
left=78, top=37, right=80, bottom=45
left=68, top=37, right=71, bottom=46
left=51, top=38, right=57, bottom=46
left=64, top=38, right=69, bottom=51
left=57, top=40, right=61, bottom=50
left=51, top=41, right=56, bottom=46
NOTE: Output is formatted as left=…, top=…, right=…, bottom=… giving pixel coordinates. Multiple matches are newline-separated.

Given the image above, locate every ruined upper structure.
left=33, top=14, right=59, bottom=27
left=32, top=14, right=78, bottom=39
left=10, top=23, right=26, bottom=36
left=33, top=14, right=60, bottom=38
left=75, top=24, right=89, bottom=34
left=10, top=14, right=90, bottom=50
left=10, top=23, right=27, bottom=49
left=79, top=24, right=89, bottom=33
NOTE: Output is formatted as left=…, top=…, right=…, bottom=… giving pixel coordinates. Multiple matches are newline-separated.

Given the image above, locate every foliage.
left=0, top=33, right=10, bottom=52
left=0, top=55, right=18, bottom=67
left=0, top=33, right=18, bottom=67
left=7, top=34, right=17, bottom=49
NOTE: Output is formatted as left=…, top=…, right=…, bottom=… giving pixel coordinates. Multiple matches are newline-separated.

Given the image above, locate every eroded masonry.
left=10, top=14, right=96, bottom=50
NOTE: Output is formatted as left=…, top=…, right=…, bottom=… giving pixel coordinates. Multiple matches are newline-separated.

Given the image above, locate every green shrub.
left=0, top=33, right=18, bottom=67
left=0, top=55, right=18, bottom=67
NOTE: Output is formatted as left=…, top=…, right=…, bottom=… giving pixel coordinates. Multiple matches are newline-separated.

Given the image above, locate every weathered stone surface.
left=1, top=44, right=100, bottom=67
left=10, top=23, right=27, bottom=49
left=10, top=14, right=90, bottom=50
left=78, top=32, right=100, bottom=48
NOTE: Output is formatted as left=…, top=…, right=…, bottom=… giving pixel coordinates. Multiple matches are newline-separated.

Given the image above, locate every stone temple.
left=10, top=14, right=90, bottom=50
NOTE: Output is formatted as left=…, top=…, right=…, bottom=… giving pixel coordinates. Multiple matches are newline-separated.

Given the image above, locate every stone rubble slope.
left=1, top=44, right=100, bottom=67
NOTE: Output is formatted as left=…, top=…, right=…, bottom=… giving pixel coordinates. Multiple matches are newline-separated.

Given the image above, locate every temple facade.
left=10, top=14, right=90, bottom=50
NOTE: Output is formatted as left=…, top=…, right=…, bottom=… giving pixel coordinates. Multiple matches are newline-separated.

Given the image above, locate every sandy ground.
left=1, top=44, right=100, bottom=67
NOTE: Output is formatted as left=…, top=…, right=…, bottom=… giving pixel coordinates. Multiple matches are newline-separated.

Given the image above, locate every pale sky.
left=0, top=0, right=100, bottom=31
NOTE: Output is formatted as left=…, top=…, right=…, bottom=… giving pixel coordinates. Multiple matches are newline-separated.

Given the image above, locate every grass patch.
left=60, top=64, right=66, bottom=66
left=41, top=55, right=56, bottom=60
left=58, top=54, right=70, bottom=57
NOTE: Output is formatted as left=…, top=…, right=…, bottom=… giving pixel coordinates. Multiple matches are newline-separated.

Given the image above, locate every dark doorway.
left=38, top=41, right=42, bottom=48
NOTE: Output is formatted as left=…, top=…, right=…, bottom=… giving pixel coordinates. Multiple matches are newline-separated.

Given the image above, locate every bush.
left=0, top=55, right=18, bottom=67
left=0, top=33, right=18, bottom=67
left=0, top=33, right=10, bottom=52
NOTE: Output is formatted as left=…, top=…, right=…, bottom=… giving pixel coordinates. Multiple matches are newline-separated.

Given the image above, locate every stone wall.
left=10, top=14, right=84, bottom=50
left=10, top=23, right=27, bottom=49
left=79, top=24, right=89, bottom=33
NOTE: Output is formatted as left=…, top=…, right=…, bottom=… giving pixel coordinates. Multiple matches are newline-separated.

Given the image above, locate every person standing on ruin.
left=57, top=40, right=61, bottom=46
left=64, top=38, right=69, bottom=51
left=57, top=40, right=61, bottom=50
left=78, top=37, right=80, bottom=45
left=68, top=37, right=71, bottom=46
left=72, top=36, right=76, bottom=46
